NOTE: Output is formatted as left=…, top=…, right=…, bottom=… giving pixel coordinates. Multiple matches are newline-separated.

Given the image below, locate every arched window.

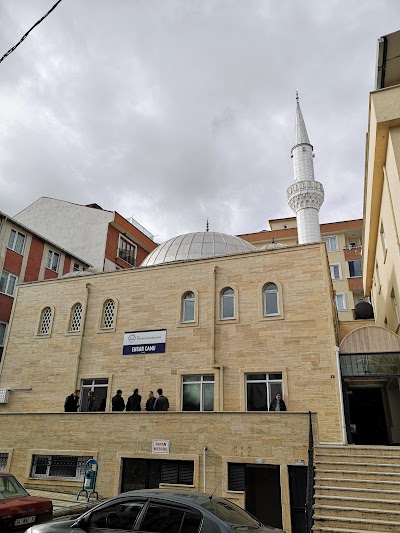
left=69, top=303, right=83, bottom=332
left=39, top=307, right=52, bottom=335
left=102, top=299, right=115, bottom=329
left=263, top=283, right=279, bottom=316
left=182, top=292, right=195, bottom=323
left=221, top=287, right=235, bottom=319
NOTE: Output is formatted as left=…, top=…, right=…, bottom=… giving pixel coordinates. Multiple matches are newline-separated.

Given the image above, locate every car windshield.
left=202, top=499, right=261, bottom=531
left=0, top=475, right=29, bottom=499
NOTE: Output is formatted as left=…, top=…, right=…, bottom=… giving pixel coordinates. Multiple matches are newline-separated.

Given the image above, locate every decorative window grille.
left=30, top=455, right=91, bottom=480
left=0, top=453, right=8, bottom=472
left=263, top=283, right=279, bottom=316
left=102, top=299, right=115, bottom=329
left=39, top=307, right=52, bottom=335
left=70, top=303, right=83, bottom=332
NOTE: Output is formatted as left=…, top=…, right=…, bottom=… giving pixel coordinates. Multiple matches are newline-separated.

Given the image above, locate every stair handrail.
left=305, top=411, right=315, bottom=532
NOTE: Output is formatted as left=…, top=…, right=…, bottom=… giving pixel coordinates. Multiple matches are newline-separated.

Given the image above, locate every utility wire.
left=0, top=0, right=63, bottom=65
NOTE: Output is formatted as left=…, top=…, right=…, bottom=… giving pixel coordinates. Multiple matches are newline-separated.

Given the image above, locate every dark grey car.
left=25, top=489, right=285, bottom=532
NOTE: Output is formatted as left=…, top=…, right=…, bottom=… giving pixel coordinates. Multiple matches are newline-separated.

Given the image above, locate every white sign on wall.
left=123, top=329, right=166, bottom=355
left=152, top=439, right=170, bottom=454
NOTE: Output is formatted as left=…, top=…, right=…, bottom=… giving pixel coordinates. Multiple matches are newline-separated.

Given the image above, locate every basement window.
left=30, top=455, right=92, bottom=480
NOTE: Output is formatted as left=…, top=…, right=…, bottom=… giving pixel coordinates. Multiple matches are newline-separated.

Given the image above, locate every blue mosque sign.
left=123, top=329, right=166, bottom=355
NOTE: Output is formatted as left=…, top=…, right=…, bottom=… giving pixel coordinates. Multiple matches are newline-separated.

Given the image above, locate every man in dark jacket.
left=64, top=390, right=80, bottom=412
left=126, top=389, right=142, bottom=411
left=112, top=389, right=125, bottom=411
left=145, top=391, right=156, bottom=411
left=269, top=392, right=287, bottom=412
left=153, top=388, right=169, bottom=411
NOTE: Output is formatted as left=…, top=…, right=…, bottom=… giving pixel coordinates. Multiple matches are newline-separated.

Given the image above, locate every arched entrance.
left=339, top=326, right=400, bottom=445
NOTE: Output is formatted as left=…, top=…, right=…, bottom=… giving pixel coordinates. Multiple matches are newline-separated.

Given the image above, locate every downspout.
left=211, top=266, right=217, bottom=366
left=203, top=447, right=207, bottom=493
left=73, top=282, right=91, bottom=390
left=335, top=346, right=347, bottom=444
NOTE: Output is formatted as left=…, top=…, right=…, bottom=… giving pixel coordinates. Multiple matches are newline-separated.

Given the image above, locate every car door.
left=82, top=498, right=146, bottom=532
left=135, top=500, right=202, bottom=533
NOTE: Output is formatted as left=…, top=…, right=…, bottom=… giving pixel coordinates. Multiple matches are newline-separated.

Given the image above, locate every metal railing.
left=305, top=411, right=315, bottom=532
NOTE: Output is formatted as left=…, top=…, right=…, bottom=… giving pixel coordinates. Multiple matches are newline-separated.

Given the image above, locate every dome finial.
left=206, top=219, right=209, bottom=232
left=296, top=90, right=299, bottom=101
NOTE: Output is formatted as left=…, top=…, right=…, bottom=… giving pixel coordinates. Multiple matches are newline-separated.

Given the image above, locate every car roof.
left=118, top=489, right=224, bottom=510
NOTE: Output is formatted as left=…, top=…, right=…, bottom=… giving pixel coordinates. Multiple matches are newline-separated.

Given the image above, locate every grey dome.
left=141, top=232, right=257, bottom=266
left=258, top=242, right=289, bottom=250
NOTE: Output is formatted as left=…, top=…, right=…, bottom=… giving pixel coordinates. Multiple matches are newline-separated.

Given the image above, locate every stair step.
left=314, top=504, right=400, bottom=522
left=317, top=453, right=400, bottom=463
left=313, top=514, right=400, bottom=533
left=315, top=476, right=400, bottom=487
left=315, top=485, right=400, bottom=499
left=316, top=461, right=400, bottom=469
left=317, top=468, right=400, bottom=478
left=312, top=527, right=394, bottom=533
left=315, top=494, right=400, bottom=509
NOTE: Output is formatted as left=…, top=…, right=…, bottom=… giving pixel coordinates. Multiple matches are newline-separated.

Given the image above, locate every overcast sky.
left=0, top=1, right=399, bottom=243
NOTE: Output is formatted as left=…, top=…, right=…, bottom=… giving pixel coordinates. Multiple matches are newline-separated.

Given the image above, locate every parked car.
left=25, top=488, right=285, bottom=532
left=0, top=473, right=53, bottom=531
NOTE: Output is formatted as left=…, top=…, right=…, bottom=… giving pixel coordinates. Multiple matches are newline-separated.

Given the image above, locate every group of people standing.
left=112, top=389, right=169, bottom=412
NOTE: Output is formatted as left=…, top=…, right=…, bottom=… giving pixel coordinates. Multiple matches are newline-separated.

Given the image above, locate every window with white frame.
left=0, top=271, right=17, bottom=296
left=0, top=453, right=8, bottom=472
left=80, top=378, right=109, bottom=412
left=263, top=283, right=279, bottom=316
left=330, top=264, right=342, bottom=280
left=246, top=373, right=283, bottom=411
left=335, top=293, right=346, bottom=312
left=221, top=287, right=235, bottom=319
left=391, top=289, right=399, bottom=325
left=182, top=375, right=214, bottom=411
left=348, top=260, right=362, bottom=278
left=118, top=236, right=137, bottom=266
left=182, top=292, right=195, bottom=323
left=46, top=250, right=60, bottom=272
left=73, top=262, right=80, bottom=271
left=69, top=303, right=83, bottom=332
left=38, top=307, right=52, bottom=335
left=322, top=236, right=339, bottom=252
left=102, top=299, right=115, bottom=329
left=7, top=229, right=26, bottom=255
left=30, top=455, right=92, bottom=480
left=0, top=322, right=6, bottom=347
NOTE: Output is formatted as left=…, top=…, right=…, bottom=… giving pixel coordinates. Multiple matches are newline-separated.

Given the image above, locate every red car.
left=0, top=473, right=53, bottom=531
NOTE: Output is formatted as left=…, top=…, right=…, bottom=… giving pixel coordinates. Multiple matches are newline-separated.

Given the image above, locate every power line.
left=0, top=0, right=63, bottom=65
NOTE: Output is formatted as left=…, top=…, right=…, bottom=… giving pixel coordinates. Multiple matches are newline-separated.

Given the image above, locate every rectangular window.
left=30, top=455, right=92, bottom=480
left=46, top=250, right=60, bottom=272
left=7, top=230, right=26, bottom=255
left=335, top=293, right=346, bottom=311
left=0, top=453, right=8, bottom=472
left=322, top=236, right=338, bottom=252
left=160, top=460, right=194, bottom=485
left=73, top=263, right=80, bottom=271
left=182, top=375, right=214, bottom=411
left=80, top=378, right=109, bottom=412
left=0, top=323, right=6, bottom=347
left=0, top=271, right=17, bottom=296
left=246, top=373, right=283, bottom=411
left=348, top=260, right=362, bottom=278
left=330, top=264, right=342, bottom=280
left=228, top=463, right=245, bottom=491
left=118, top=236, right=137, bottom=266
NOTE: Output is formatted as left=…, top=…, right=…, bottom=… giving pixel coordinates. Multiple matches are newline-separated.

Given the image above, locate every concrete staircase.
left=312, top=444, right=400, bottom=532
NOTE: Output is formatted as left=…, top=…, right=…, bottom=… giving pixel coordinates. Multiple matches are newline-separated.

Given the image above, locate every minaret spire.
left=287, top=93, right=324, bottom=244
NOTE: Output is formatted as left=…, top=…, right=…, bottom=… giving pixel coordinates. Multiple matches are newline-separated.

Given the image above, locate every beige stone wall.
left=0, top=243, right=341, bottom=444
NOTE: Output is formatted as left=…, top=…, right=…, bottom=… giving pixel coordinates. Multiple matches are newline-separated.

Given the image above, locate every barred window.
left=39, top=307, right=52, bottom=335
left=69, top=303, right=83, bottom=332
left=30, top=455, right=92, bottom=480
left=102, top=299, right=115, bottom=329
left=0, top=453, right=8, bottom=472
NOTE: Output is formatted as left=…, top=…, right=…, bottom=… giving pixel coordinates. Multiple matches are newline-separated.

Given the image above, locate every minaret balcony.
left=287, top=180, right=324, bottom=212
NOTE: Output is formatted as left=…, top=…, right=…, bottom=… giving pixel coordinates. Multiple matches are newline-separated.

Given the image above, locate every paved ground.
left=28, top=488, right=103, bottom=518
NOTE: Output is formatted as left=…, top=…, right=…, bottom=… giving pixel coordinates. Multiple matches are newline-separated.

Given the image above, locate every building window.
left=38, top=307, right=52, bottom=335
left=0, top=453, right=8, bottom=472
left=0, top=323, right=6, bottom=347
left=221, top=287, right=235, bottom=319
left=392, top=290, right=400, bottom=326
left=182, top=375, right=214, bottom=411
left=322, top=236, right=339, bottom=252
left=80, top=378, right=109, bottom=412
left=335, top=293, right=346, bottom=312
left=160, top=460, right=194, bottom=485
left=182, top=292, right=195, bottom=323
left=330, top=264, right=342, bottom=280
left=46, top=250, right=60, bottom=272
left=30, top=455, right=92, bottom=480
left=380, top=223, right=387, bottom=253
left=263, top=283, right=279, bottom=316
left=118, top=236, right=137, bottom=267
left=102, top=299, right=115, bottom=329
left=228, top=463, right=245, bottom=491
left=348, top=260, right=362, bottom=278
left=246, top=373, right=283, bottom=411
left=7, top=230, right=26, bottom=255
left=73, top=263, right=80, bottom=271
left=69, top=303, right=83, bottom=332
left=0, top=271, right=18, bottom=296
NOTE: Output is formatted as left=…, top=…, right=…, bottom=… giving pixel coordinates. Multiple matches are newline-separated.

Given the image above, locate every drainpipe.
left=73, top=282, right=91, bottom=390
left=211, top=266, right=217, bottom=366
left=335, top=346, right=347, bottom=444
left=203, top=447, right=207, bottom=493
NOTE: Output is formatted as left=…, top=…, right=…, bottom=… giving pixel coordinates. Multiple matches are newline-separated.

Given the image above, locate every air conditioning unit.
left=0, top=389, right=10, bottom=404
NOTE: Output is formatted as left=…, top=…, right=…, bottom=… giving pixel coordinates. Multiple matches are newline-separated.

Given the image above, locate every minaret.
left=287, top=93, right=324, bottom=244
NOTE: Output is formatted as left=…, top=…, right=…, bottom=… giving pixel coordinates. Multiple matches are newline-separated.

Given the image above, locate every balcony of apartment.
left=348, top=277, right=363, bottom=291
left=344, top=246, right=362, bottom=261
